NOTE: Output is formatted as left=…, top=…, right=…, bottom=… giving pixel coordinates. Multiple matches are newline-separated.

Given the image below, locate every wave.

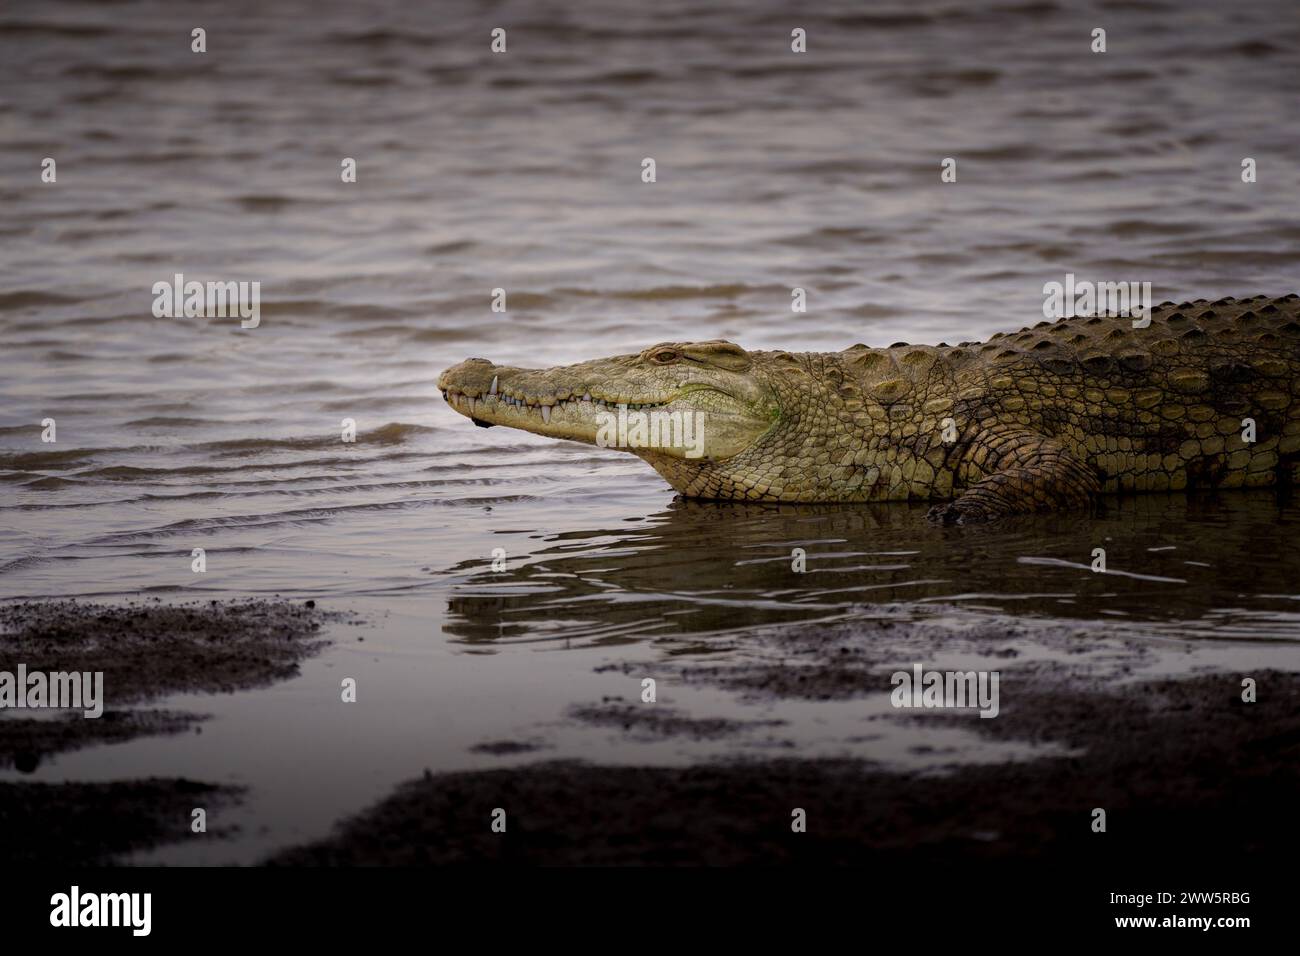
left=197, top=423, right=435, bottom=455
left=83, top=494, right=547, bottom=542
left=0, top=19, right=111, bottom=38
left=122, top=417, right=221, bottom=428
left=61, top=64, right=159, bottom=80
left=230, top=194, right=306, bottom=213
left=0, top=290, right=89, bottom=309
left=0, top=424, right=436, bottom=473
left=560, top=283, right=769, bottom=301
left=323, top=28, right=440, bottom=48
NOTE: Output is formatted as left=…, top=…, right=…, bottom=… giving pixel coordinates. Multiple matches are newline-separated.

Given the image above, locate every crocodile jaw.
left=438, top=357, right=774, bottom=461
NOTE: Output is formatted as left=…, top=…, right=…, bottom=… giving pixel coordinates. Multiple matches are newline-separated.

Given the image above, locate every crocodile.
left=438, top=294, right=1300, bottom=521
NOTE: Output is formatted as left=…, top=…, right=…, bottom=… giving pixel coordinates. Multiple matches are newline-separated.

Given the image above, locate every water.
left=1, top=0, right=1299, bottom=862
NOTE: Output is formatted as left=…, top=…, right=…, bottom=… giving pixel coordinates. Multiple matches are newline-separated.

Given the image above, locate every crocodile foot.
left=927, top=500, right=997, bottom=525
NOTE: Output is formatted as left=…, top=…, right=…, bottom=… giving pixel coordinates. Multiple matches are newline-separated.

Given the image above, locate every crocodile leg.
left=928, top=429, right=1102, bottom=523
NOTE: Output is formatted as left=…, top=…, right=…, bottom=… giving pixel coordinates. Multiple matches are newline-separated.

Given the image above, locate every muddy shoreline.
left=3, top=598, right=1295, bottom=867
left=0, top=597, right=343, bottom=771
left=274, top=610, right=1299, bottom=866
left=271, top=671, right=1297, bottom=866
left=0, top=598, right=343, bottom=862
left=0, top=778, right=242, bottom=867
left=0, top=598, right=337, bottom=704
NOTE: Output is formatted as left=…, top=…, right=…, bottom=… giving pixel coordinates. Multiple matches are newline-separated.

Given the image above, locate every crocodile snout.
left=437, top=357, right=496, bottom=393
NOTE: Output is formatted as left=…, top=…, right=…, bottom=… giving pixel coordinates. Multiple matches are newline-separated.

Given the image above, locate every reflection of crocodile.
left=440, top=495, right=1300, bottom=646
left=440, top=295, right=1300, bottom=521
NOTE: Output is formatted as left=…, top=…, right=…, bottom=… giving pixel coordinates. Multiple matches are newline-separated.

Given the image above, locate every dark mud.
left=271, top=664, right=1299, bottom=866
left=0, top=710, right=202, bottom=772
left=594, top=607, right=1153, bottom=702
left=569, top=701, right=786, bottom=741
left=0, top=778, right=240, bottom=867
left=469, top=740, right=549, bottom=756
left=0, top=597, right=342, bottom=703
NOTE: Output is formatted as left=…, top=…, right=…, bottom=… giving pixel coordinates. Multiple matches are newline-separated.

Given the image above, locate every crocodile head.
left=439, top=341, right=793, bottom=493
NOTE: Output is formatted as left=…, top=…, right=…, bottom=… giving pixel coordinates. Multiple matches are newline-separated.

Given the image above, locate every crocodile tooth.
left=489, top=376, right=498, bottom=396
left=583, top=392, right=591, bottom=402
left=541, top=405, right=551, bottom=423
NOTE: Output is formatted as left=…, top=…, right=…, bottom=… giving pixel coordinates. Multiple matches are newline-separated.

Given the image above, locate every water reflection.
left=445, top=492, right=1300, bottom=646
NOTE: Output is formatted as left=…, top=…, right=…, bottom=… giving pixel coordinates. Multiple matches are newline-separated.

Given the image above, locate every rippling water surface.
left=2, top=0, right=1299, bottom=862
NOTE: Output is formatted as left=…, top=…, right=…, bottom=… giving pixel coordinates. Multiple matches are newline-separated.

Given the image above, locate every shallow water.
left=2, top=0, right=1299, bottom=862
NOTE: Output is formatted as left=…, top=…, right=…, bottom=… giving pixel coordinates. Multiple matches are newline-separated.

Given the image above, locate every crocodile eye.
left=649, top=349, right=680, bottom=365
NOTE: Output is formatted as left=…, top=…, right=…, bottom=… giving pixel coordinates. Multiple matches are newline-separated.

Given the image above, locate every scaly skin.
left=438, top=294, right=1300, bottom=521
